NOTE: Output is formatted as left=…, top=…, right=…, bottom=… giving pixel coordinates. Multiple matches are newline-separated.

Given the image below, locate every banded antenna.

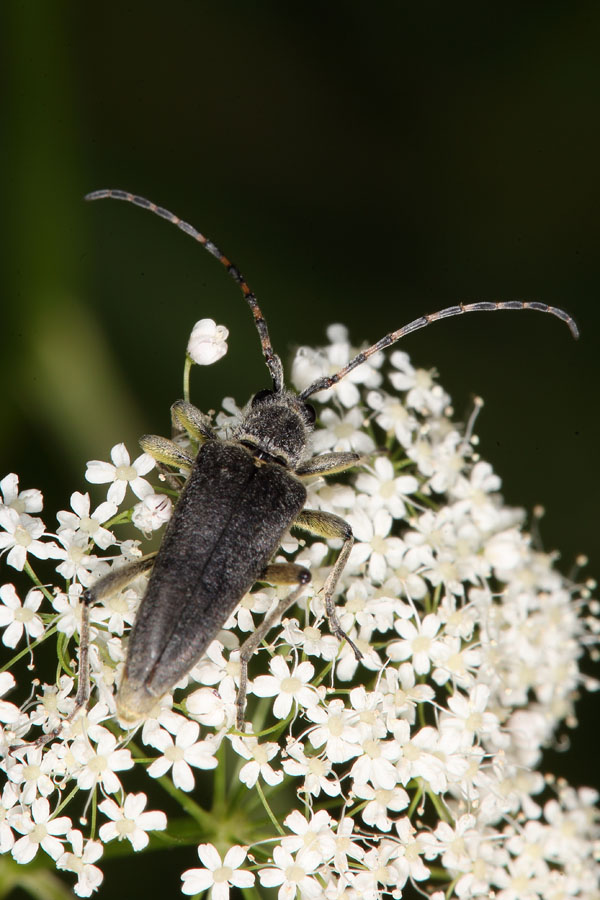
left=86, top=190, right=578, bottom=403
left=85, top=190, right=284, bottom=393
left=299, top=300, right=579, bottom=400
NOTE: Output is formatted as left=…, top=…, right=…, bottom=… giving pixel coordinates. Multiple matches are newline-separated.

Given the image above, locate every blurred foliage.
left=1, top=1, right=599, bottom=895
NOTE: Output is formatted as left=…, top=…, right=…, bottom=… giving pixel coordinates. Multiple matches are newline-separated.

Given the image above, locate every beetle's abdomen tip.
left=116, top=677, right=161, bottom=725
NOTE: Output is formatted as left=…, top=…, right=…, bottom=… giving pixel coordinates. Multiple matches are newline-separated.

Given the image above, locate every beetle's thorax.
left=234, top=389, right=314, bottom=470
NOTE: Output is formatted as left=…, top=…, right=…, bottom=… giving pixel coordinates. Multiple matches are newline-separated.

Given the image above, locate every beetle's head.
left=235, top=389, right=316, bottom=470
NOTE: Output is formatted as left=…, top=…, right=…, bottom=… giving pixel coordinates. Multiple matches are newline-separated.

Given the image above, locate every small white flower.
left=0, top=584, right=44, bottom=648
left=387, top=613, right=444, bottom=675
left=258, top=845, right=322, bottom=899
left=281, top=809, right=336, bottom=864
left=98, top=793, right=167, bottom=851
left=56, top=492, right=117, bottom=550
left=57, top=829, right=104, bottom=897
left=0, top=671, right=21, bottom=725
left=331, top=816, right=366, bottom=872
left=11, top=797, right=71, bottom=864
left=72, top=731, right=134, bottom=794
left=281, top=741, right=340, bottom=797
left=54, top=531, right=101, bottom=587
left=187, top=318, right=229, bottom=365
left=366, top=388, right=418, bottom=447
left=0, top=507, right=60, bottom=571
left=0, top=782, right=19, bottom=853
left=313, top=406, right=376, bottom=455
left=251, top=656, right=319, bottom=719
left=131, top=492, right=172, bottom=534
left=181, top=843, right=255, bottom=898
left=439, top=684, right=500, bottom=749
left=0, top=473, right=43, bottom=514
left=352, top=840, right=409, bottom=896
left=348, top=508, right=404, bottom=584
left=146, top=720, right=217, bottom=791
left=305, top=699, right=361, bottom=764
left=52, top=584, right=89, bottom=638
left=388, top=350, right=450, bottom=416
left=356, top=456, right=419, bottom=519
left=380, top=662, right=435, bottom=727
left=352, top=781, right=410, bottom=831
left=6, top=744, right=55, bottom=804
left=229, top=734, right=283, bottom=787
left=349, top=734, right=401, bottom=790
left=85, top=443, right=155, bottom=505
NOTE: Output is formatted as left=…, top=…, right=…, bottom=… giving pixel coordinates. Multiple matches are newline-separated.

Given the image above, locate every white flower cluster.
left=0, top=324, right=598, bottom=898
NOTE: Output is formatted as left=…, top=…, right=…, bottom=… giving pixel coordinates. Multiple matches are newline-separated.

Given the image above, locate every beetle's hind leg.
left=22, top=555, right=157, bottom=750
left=236, top=562, right=310, bottom=728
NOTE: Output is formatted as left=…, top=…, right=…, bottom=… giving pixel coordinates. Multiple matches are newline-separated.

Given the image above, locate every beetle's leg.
left=171, top=399, right=216, bottom=442
left=77, top=554, right=157, bottom=703
left=141, top=404, right=214, bottom=490
left=236, top=562, right=311, bottom=728
left=293, top=508, right=361, bottom=661
left=22, top=555, right=157, bottom=750
left=260, top=562, right=311, bottom=585
left=139, top=435, right=194, bottom=471
left=139, top=434, right=194, bottom=491
left=296, top=451, right=361, bottom=478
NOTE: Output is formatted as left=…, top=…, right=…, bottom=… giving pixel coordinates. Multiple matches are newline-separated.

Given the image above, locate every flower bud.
left=187, top=319, right=229, bottom=365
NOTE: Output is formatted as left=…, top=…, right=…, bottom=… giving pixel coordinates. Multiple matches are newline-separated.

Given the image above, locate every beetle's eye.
left=303, top=403, right=316, bottom=424
left=251, top=389, right=273, bottom=406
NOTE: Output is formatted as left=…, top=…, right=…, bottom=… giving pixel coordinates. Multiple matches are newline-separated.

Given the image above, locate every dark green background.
left=2, top=2, right=599, bottom=896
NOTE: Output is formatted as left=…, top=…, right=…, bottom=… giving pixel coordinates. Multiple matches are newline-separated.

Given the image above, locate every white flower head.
left=187, top=318, right=229, bottom=365
left=1, top=321, right=598, bottom=898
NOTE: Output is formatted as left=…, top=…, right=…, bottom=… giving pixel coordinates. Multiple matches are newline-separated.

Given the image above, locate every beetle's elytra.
left=83, top=189, right=578, bottom=727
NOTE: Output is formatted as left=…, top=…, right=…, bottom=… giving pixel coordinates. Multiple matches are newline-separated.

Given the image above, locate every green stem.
left=24, top=560, right=56, bottom=604
left=183, top=354, right=193, bottom=403
left=255, top=781, right=285, bottom=836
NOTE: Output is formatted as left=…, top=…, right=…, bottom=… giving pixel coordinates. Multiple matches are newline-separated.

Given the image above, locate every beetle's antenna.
left=299, top=300, right=579, bottom=400
left=85, top=189, right=284, bottom=392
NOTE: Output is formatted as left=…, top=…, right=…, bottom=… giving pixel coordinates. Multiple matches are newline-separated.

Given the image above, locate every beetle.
left=82, top=189, right=578, bottom=728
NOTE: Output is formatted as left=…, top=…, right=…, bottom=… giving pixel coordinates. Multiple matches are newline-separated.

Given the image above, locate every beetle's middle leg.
left=293, top=508, right=361, bottom=662
left=236, top=562, right=310, bottom=728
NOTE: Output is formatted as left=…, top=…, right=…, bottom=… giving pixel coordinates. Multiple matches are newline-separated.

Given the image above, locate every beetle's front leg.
left=140, top=403, right=214, bottom=489
left=236, top=562, right=310, bottom=728
left=170, top=399, right=216, bottom=442
left=293, top=508, right=361, bottom=661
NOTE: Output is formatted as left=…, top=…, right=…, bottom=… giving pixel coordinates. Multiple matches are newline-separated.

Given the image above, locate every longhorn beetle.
left=82, top=189, right=578, bottom=730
